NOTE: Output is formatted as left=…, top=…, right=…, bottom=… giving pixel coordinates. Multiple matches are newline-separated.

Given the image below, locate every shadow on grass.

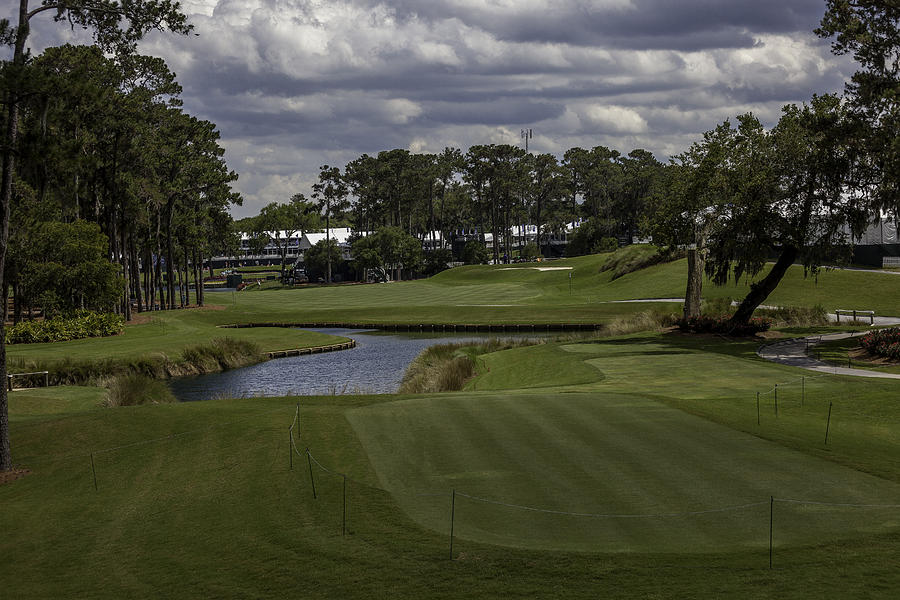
left=566, top=330, right=763, bottom=361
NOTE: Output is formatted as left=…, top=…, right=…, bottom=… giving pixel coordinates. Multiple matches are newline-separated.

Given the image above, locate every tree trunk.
left=326, top=211, right=332, bottom=284
left=132, top=243, right=143, bottom=313
left=164, top=200, right=176, bottom=310
left=0, top=0, right=30, bottom=471
left=120, top=219, right=132, bottom=321
left=729, top=245, right=799, bottom=326
left=0, top=281, right=9, bottom=471
left=195, top=247, right=204, bottom=307
left=683, top=247, right=704, bottom=319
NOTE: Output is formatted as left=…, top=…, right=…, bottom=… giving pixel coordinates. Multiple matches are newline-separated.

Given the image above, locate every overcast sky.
left=25, top=0, right=854, bottom=217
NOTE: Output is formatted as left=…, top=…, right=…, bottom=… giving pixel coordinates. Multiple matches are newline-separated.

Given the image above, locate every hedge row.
left=675, top=315, right=772, bottom=337
left=860, top=328, right=900, bottom=360
left=5, top=311, right=124, bottom=344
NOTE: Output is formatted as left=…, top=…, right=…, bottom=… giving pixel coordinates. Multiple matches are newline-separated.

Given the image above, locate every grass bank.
left=7, top=337, right=270, bottom=386
left=398, top=338, right=543, bottom=393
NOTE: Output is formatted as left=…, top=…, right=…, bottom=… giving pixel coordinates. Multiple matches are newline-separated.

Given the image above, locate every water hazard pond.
left=169, top=328, right=543, bottom=401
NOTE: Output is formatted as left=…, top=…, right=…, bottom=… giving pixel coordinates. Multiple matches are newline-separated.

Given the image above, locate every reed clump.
left=104, top=373, right=177, bottom=407
left=9, top=337, right=264, bottom=387
left=399, top=338, right=541, bottom=394
left=606, top=309, right=679, bottom=336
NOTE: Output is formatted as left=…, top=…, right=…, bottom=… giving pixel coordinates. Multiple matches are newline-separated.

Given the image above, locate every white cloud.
left=583, top=105, right=649, bottom=133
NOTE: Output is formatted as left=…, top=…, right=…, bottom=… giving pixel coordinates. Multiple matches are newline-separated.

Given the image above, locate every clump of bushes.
left=755, top=304, right=829, bottom=327
left=606, top=309, right=679, bottom=336
left=105, top=373, right=176, bottom=407
left=859, top=328, right=900, bottom=361
left=5, top=310, right=124, bottom=344
left=675, top=315, right=772, bottom=336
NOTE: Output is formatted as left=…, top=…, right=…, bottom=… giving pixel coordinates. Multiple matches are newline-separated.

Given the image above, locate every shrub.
left=607, top=309, right=679, bottom=336
left=675, top=315, right=772, bottom=336
left=860, top=328, right=900, bottom=361
left=423, top=248, right=454, bottom=276
left=700, top=297, right=734, bottom=317
left=105, top=373, right=176, bottom=407
left=755, top=304, right=829, bottom=327
left=520, top=243, right=541, bottom=260
left=592, top=237, right=619, bottom=254
left=5, top=311, right=124, bottom=344
left=461, top=240, right=490, bottom=265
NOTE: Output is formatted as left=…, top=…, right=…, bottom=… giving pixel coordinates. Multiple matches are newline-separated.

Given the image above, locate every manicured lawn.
left=347, top=391, right=900, bottom=553
left=4, top=381, right=900, bottom=598
left=4, top=250, right=900, bottom=598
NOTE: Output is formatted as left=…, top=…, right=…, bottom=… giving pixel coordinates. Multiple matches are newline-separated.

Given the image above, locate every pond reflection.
left=169, top=328, right=545, bottom=401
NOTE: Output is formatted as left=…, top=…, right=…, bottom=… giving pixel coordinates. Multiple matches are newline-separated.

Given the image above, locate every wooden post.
left=825, top=402, right=833, bottom=446
left=90, top=453, right=98, bottom=491
left=774, top=384, right=778, bottom=417
left=306, top=448, right=317, bottom=499
left=769, top=496, right=774, bottom=569
left=43, top=371, right=49, bottom=387
left=449, top=489, right=456, bottom=560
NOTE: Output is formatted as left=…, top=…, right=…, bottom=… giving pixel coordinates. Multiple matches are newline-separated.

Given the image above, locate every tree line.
left=239, top=144, right=667, bottom=281
left=3, top=38, right=240, bottom=324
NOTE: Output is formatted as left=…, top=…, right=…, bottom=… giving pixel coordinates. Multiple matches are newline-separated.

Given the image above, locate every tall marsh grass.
left=8, top=337, right=264, bottom=387
left=104, top=373, right=177, bottom=407
left=605, top=309, right=679, bottom=336
left=699, top=297, right=829, bottom=328
left=399, top=338, right=541, bottom=394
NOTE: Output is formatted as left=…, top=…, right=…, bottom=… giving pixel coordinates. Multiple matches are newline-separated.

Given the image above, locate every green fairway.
left=4, top=348, right=900, bottom=597
left=347, top=390, right=900, bottom=553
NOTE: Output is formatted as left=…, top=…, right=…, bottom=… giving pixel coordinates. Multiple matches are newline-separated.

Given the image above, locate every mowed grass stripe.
left=346, top=392, right=900, bottom=553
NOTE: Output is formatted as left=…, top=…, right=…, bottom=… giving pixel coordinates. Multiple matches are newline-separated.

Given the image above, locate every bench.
left=7, top=371, right=49, bottom=391
left=835, top=309, right=874, bottom=325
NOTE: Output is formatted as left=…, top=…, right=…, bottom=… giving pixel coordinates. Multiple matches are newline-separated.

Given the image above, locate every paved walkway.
left=758, top=332, right=900, bottom=379
left=600, top=297, right=900, bottom=378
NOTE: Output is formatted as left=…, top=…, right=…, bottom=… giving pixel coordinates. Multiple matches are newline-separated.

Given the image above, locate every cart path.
left=758, top=330, right=900, bottom=379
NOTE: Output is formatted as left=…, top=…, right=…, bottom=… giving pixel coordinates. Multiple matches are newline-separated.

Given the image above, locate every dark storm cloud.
left=14, top=0, right=855, bottom=215
left=358, top=0, right=826, bottom=50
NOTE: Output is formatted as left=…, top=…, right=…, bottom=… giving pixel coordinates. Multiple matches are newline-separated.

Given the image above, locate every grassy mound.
left=598, top=244, right=683, bottom=279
